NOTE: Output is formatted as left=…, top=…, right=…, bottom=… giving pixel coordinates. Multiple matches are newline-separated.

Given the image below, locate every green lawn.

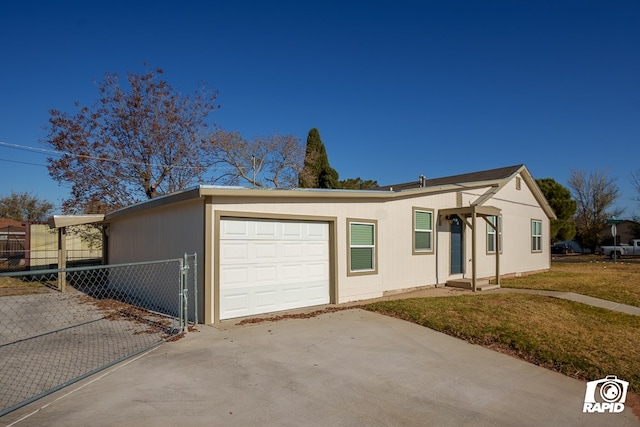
left=364, top=262, right=640, bottom=394
left=502, top=261, right=640, bottom=307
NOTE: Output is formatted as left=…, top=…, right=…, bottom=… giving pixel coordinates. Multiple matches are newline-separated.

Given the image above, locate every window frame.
left=486, top=215, right=503, bottom=254
left=531, top=219, right=543, bottom=252
left=412, top=208, right=435, bottom=255
left=347, top=218, right=378, bottom=276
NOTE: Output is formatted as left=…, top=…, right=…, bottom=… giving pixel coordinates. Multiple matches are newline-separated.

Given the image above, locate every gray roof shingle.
left=377, top=164, right=524, bottom=191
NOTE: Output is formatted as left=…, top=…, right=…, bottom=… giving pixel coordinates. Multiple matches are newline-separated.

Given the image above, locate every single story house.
left=79, top=164, right=555, bottom=324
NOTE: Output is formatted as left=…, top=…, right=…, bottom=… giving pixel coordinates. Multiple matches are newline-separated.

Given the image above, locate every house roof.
left=47, top=214, right=105, bottom=229
left=375, top=164, right=555, bottom=220
left=0, top=218, right=26, bottom=229
left=376, top=164, right=525, bottom=191
left=100, top=164, right=555, bottom=222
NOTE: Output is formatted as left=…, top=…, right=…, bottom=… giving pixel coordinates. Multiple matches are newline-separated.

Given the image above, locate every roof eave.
left=48, top=214, right=105, bottom=229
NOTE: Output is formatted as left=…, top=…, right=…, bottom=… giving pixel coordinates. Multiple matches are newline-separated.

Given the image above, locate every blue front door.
left=450, top=216, right=464, bottom=274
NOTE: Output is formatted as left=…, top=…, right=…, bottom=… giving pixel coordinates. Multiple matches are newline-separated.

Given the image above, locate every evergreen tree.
left=298, top=128, right=339, bottom=188
left=536, top=178, right=577, bottom=243
left=337, top=177, right=379, bottom=190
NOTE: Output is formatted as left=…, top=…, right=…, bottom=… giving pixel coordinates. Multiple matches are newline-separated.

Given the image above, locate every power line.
left=0, top=158, right=48, bottom=168
left=0, top=140, right=227, bottom=171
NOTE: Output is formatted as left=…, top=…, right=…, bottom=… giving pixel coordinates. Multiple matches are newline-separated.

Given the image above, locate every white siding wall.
left=107, top=199, right=206, bottom=321
left=108, top=199, right=205, bottom=264
left=468, top=176, right=551, bottom=277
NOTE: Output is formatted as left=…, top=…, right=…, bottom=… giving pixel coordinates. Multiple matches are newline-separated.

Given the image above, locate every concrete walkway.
left=490, top=288, right=640, bottom=317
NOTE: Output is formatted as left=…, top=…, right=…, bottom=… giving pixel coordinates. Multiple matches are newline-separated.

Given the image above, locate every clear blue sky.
left=1, top=1, right=639, bottom=216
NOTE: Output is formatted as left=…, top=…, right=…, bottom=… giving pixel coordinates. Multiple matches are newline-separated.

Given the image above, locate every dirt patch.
left=235, top=306, right=354, bottom=325
left=0, top=286, right=54, bottom=296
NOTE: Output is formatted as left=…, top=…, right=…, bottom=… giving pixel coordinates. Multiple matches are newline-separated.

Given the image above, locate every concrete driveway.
left=2, top=308, right=638, bottom=427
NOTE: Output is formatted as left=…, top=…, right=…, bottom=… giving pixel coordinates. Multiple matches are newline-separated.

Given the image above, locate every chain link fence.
left=0, top=254, right=196, bottom=416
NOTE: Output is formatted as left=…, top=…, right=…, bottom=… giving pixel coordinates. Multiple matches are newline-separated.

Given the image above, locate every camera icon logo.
left=583, top=375, right=628, bottom=413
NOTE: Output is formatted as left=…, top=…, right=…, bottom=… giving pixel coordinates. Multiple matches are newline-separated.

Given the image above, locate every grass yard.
left=503, top=260, right=640, bottom=307
left=0, top=275, right=50, bottom=296
left=364, top=260, right=640, bottom=395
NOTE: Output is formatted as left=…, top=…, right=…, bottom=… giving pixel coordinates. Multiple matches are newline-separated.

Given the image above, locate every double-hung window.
left=413, top=209, right=434, bottom=254
left=348, top=220, right=377, bottom=275
left=487, top=215, right=502, bottom=253
left=531, top=219, right=542, bottom=252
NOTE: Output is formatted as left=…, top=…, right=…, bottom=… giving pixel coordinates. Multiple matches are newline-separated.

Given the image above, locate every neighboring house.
left=75, top=164, right=554, bottom=324
left=599, top=219, right=640, bottom=246
left=0, top=218, right=102, bottom=271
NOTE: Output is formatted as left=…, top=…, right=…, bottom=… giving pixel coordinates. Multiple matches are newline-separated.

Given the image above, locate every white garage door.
left=219, top=218, right=330, bottom=320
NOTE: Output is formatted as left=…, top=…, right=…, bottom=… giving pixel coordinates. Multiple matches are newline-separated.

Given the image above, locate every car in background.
left=551, top=240, right=592, bottom=255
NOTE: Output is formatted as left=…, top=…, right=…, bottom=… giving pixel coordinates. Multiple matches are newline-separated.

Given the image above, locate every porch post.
left=496, top=217, right=500, bottom=287
left=472, top=210, right=477, bottom=292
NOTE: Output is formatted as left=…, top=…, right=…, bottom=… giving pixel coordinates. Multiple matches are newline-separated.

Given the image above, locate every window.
left=531, top=219, right=542, bottom=252
left=413, top=208, right=433, bottom=253
left=487, top=216, right=502, bottom=253
left=348, top=220, right=377, bottom=274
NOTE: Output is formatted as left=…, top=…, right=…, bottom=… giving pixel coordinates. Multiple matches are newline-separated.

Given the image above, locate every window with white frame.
left=348, top=220, right=377, bottom=274
left=487, top=215, right=502, bottom=253
left=413, top=209, right=433, bottom=253
left=531, top=219, right=542, bottom=252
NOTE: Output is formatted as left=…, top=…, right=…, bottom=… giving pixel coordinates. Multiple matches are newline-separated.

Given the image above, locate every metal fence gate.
left=0, top=253, right=197, bottom=416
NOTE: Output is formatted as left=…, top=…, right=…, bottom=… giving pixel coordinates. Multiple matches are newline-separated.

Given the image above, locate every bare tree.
left=0, top=192, right=54, bottom=221
left=568, top=169, right=620, bottom=251
left=208, top=130, right=304, bottom=188
left=45, top=68, right=219, bottom=213
left=632, top=169, right=640, bottom=201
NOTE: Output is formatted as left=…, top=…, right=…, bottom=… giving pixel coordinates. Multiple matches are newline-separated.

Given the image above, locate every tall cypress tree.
left=298, top=128, right=339, bottom=188
left=536, top=178, right=577, bottom=242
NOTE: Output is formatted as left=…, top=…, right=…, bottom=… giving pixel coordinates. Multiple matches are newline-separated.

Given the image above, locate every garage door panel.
left=220, top=242, right=249, bottom=262
left=219, top=219, right=330, bottom=320
left=283, top=222, right=303, bottom=237
left=306, top=241, right=328, bottom=258
left=254, top=265, right=278, bottom=283
left=282, top=242, right=303, bottom=258
left=282, top=286, right=303, bottom=304
left=256, top=221, right=277, bottom=237
left=255, top=289, right=278, bottom=309
left=307, top=223, right=327, bottom=237
left=307, top=261, right=329, bottom=279
left=255, top=242, right=278, bottom=260
left=222, top=220, right=249, bottom=237
left=222, top=292, right=250, bottom=315
left=305, top=282, right=331, bottom=303
left=282, top=264, right=304, bottom=280
left=220, top=266, right=249, bottom=286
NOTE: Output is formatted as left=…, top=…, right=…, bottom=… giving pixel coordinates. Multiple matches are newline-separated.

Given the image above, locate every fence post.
left=57, top=227, right=67, bottom=292
left=193, top=253, right=198, bottom=325
left=181, top=254, right=189, bottom=333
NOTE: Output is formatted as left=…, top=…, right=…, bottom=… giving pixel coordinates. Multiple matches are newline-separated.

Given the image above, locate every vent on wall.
left=516, top=176, right=521, bottom=190
left=456, top=192, right=462, bottom=207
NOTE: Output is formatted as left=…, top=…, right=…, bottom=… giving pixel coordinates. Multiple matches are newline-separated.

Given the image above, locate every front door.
left=450, top=216, right=464, bottom=274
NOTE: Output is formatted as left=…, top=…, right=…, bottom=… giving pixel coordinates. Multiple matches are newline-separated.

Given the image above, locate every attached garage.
left=218, top=218, right=331, bottom=320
